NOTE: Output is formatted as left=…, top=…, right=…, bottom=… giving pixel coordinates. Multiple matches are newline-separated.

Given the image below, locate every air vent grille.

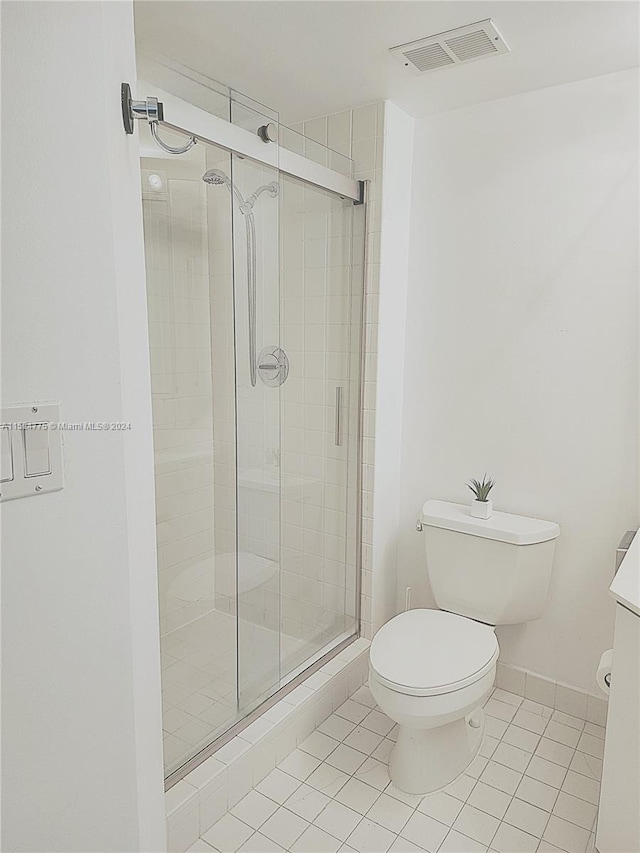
left=390, top=19, right=509, bottom=75
left=404, top=44, right=455, bottom=73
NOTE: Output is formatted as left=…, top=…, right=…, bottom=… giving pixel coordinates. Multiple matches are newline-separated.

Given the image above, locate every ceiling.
left=134, top=1, right=640, bottom=124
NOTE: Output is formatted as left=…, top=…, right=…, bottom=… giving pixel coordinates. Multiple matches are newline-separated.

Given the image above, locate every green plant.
left=467, top=474, right=495, bottom=502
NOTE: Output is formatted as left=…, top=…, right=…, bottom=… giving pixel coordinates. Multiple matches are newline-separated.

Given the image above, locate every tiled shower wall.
left=293, top=102, right=385, bottom=641
left=142, top=158, right=216, bottom=636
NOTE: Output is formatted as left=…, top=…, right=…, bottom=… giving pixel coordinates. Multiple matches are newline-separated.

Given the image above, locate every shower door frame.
left=136, top=84, right=368, bottom=790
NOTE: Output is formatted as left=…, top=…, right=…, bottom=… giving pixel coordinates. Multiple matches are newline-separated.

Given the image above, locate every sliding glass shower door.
left=139, top=87, right=363, bottom=782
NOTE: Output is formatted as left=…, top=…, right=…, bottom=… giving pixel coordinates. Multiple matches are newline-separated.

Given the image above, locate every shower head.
left=202, top=168, right=230, bottom=186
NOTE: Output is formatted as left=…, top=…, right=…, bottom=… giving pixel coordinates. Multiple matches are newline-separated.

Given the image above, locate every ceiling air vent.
left=390, top=19, right=510, bottom=75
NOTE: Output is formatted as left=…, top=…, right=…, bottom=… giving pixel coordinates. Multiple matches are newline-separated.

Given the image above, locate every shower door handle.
left=335, top=386, right=343, bottom=446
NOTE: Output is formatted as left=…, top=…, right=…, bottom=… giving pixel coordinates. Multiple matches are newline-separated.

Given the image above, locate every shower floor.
left=160, top=609, right=309, bottom=774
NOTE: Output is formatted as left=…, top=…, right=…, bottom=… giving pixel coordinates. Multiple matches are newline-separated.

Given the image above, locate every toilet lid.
left=370, top=609, right=499, bottom=697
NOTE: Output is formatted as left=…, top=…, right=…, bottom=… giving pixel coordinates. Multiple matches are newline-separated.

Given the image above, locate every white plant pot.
left=470, top=499, right=493, bottom=519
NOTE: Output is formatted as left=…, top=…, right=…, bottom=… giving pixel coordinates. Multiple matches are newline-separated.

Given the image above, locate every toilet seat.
left=370, top=609, right=499, bottom=697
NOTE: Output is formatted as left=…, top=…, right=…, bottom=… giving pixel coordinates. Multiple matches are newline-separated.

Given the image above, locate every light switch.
left=23, top=423, right=51, bottom=477
left=0, top=426, right=13, bottom=482
left=1, top=404, right=63, bottom=501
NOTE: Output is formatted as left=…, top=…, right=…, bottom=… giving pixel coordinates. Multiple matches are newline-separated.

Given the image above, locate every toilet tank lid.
left=422, top=500, right=560, bottom=545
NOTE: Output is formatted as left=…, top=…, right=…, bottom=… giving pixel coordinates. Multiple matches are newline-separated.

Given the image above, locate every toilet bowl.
left=369, top=608, right=499, bottom=794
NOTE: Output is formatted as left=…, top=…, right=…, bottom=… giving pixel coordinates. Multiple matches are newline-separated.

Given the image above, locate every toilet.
left=369, top=499, right=560, bottom=795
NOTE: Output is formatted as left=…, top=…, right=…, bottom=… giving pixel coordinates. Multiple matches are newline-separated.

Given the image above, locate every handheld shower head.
left=202, top=168, right=230, bottom=186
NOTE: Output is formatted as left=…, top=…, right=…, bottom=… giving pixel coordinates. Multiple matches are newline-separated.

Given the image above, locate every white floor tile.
left=453, top=804, right=499, bottom=846
left=503, top=797, right=549, bottom=837
left=279, top=749, right=322, bottom=782
left=466, top=755, right=489, bottom=780
left=467, top=781, right=511, bottom=819
left=552, top=792, right=597, bottom=831
left=551, top=711, right=585, bottom=732
left=479, top=761, right=522, bottom=795
left=512, top=709, right=548, bottom=735
left=315, top=800, right=362, bottom=841
left=285, top=783, right=331, bottom=822
left=544, top=722, right=581, bottom=749
left=306, top=763, right=350, bottom=797
left=384, top=783, right=424, bottom=808
left=344, top=726, right=385, bottom=756
left=300, top=731, right=340, bottom=760
left=535, top=738, right=575, bottom=768
left=319, top=715, right=357, bottom=742
left=348, top=818, right=397, bottom=853
left=561, top=771, right=600, bottom=806
left=325, top=743, right=368, bottom=775
left=335, top=777, right=381, bottom=814
left=525, top=756, right=567, bottom=789
left=439, top=829, right=488, bottom=852
left=366, top=793, right=413, bottom=834
left=401, top=811, right=449, bottom=852
left=260, top=808, right=309, bottom=849
left=195, top=683, right=605, bottom=853
left=388, top=836, right=424, bottom=852
left=351, top=686, right=377, bottom=709
left=501, top=725, right=540, bottom=754
left=582, top=723, right=605, bottom=740
left=490, top=822, right=539, bottom=853
left=231, top=791, right=278, bottom=830
left=335, top=700, right=370, bottom=724
left=354, top=757, right=391, bottom=791
left=202, top=814, right=254, bottom=853
left=569, top=752, right=602, bottom=782
left=256, top=769, right=301, bottom=804
left=417, top=790, right=464, bottom=826
left=185, top=841, right=215, bottom=852
left=485, top=717, right=509, bottom=740
left=515, top=775, right=559, bottom=812
left=484, top=699, right=517, bottom=723
left=543, top=815, right=591, bottom=853
left=237, top=832, right=285, bottom=852
left=361, top=710, right=395, bottom=736
left=372, top=739, right=395, bottom=763
left=576, top=734, right=604, bottom=760
left=479, top=736, right=499, bottom=759
left=491, top=689, right=523, bottom=708
left=444, top=775, right=476, bottom=803
left=537, top=842, right=565, bottom=852
left=290, top=824, right=342, bottom=853
left=491, top=742, right=530, bottom=773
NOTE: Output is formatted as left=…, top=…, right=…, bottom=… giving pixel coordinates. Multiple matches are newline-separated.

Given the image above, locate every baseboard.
left=496, top=661, right=608, bottom=726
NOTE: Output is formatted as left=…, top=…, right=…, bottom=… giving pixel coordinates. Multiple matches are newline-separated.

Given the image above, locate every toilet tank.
left=422, top=500, right=560, bottom=625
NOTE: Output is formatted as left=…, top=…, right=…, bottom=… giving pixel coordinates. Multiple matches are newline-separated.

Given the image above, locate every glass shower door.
left=230, top=99, right=284, bottom=712
left=279, top=174, right=360, bottom=681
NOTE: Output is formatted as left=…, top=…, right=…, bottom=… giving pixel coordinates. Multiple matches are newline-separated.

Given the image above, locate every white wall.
left=1, top=2, right=165, bottom=850
left=371, top=102, right=415, bottom=631
left=399, top=69, right=639, bottom=693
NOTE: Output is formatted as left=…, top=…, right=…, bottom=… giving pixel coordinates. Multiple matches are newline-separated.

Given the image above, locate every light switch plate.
left=0, top=403, right=64, bottom=501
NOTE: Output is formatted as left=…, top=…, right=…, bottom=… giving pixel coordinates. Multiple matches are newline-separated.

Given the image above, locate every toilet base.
left=388, top=709, right=484, bottom=795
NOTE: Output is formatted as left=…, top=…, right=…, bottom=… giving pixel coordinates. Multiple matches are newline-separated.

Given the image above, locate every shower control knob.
left=258, top=122, right=278, bottom=143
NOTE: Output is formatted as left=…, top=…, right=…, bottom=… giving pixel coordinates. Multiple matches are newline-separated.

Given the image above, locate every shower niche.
left=138, top=67, right=364, bottom=784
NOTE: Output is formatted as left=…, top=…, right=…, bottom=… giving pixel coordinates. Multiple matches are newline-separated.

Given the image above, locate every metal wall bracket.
left=121, top=82, right=163, bottom=134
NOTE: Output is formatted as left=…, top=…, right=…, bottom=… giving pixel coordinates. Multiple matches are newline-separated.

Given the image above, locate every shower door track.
left=164, top=632, right=359, bottom=790
left=126, top=82, right=365, bottom=204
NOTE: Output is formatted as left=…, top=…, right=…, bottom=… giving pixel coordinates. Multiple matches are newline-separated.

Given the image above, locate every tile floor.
left=191, top=685, right=605, bottom=853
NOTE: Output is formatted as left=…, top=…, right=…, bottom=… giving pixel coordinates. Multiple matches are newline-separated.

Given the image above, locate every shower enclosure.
left=137, top=61, right=365, bottom=784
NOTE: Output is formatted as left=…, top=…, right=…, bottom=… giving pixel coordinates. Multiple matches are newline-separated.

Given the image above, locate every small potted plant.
left=467, top=474, right=495, bottom=519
